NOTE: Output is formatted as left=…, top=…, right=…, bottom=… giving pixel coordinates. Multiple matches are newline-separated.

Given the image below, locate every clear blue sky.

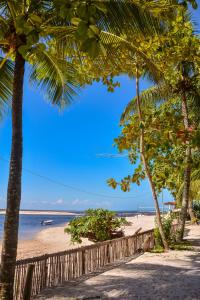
left=0, top=5, right=199, bottom=212
left=0, top=74, right=171, bottom=211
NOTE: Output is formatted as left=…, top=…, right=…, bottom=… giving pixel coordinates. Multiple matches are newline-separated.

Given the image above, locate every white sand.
left=0, top=215, right=155, bottom=260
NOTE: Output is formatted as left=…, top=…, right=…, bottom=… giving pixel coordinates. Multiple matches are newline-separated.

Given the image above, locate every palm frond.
left=98, top=0, right=167, bottom=37
left=121, top=82, right=173, bottom=123
left=28, top=49, right=80, bottom=106
left=0, top=57, right=13, bottom=118
left=191, top=169, right=200, bottom=181
left=99, top=31, right=163, bottom=81
left=177, top=178, right=200, bottom=203
left=188, top=87, right=200, bottom=123
left=0, top=57, right=13, bottom=101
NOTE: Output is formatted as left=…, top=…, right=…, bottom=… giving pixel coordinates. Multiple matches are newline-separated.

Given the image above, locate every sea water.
left=0, top=214, right=76, bottom=240
left=0, top=211, right=155, bottom=241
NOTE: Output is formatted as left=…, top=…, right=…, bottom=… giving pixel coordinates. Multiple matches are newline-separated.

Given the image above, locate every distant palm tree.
left=0, top=1, right=168, bottom=298
left=177, top=170, right=200, bottom=222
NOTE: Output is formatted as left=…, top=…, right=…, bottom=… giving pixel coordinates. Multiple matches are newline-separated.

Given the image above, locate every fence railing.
left=14, top=229, right=155, bottom=300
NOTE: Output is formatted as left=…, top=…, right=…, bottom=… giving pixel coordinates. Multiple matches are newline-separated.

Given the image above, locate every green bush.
left=65, top=208, right=128, bottom=243
left=154, top=214, right=175, bottom=249
left=193, top=201, right=200, bottom=220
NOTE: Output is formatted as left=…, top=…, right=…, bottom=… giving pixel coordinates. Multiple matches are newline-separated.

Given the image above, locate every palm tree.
left=0, top=1, right=81, bottom=298
left=177, top=169, right=200, bottom=222
left=0, top=1, right=172, bottom=298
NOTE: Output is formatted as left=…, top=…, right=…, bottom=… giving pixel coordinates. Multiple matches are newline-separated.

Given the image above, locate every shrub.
left=65, top=208, right=128, bottom=243
left=154, top=214, right=175, bottom=248
left=193, top=201, right=200, bottom=220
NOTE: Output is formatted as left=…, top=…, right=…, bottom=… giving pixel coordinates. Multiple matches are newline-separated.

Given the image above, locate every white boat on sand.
left=41, top=220, right=54, bottom=226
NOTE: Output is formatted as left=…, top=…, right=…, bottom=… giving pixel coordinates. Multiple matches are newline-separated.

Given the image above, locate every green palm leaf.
left=0, top=57, right=14, bottom=118
left=28, top=49, right=80, bottom=106
left=191, top=169, right=200, bottom=181
left=98, top=0, right=162, bottom=36
left=177, top=177, right=200, bottom=204
left=121, top=82, right=172, bottom=122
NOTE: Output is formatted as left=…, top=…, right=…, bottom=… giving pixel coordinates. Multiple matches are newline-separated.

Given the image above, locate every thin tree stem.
left=135, top=66, right=169, bottom=251
left=178, top=90, right=191, bottom=240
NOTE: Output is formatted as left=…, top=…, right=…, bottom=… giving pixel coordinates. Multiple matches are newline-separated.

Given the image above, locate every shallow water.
left=0, top=211, right=155, bottom=241
left=0, top=214, right=76, bottom=240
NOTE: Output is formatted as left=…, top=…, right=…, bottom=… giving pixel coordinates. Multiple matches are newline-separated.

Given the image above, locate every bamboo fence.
left=14, top=229, right=155, bottom=300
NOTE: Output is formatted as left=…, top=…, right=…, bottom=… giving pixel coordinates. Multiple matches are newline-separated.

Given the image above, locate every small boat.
left=41, top=220, right=54, bottom=226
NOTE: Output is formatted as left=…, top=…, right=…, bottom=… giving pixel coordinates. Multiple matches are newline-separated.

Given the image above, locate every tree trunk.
left=177, top=92, right=191, bottom=241
left=188, top=200, right=197, bottom=224
left=0, top=51, right=25, bottom=299
left=135, top=68, right=169, bottom=251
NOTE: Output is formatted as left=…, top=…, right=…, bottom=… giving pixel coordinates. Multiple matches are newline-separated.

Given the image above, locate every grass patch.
left=149, top=245, right=164, bottom=253
left=150, top=240, right=194, bottom=253
left=170, top=241, right=194, bottom=251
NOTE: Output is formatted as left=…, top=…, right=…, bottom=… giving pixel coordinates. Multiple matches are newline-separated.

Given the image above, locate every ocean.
left=0, top=214, right=76, bottom=240
left=0, top=211, right=155, bottom=241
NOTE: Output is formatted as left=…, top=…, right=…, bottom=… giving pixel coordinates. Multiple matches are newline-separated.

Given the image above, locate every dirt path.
left=36, top=225, right=200, bottom=300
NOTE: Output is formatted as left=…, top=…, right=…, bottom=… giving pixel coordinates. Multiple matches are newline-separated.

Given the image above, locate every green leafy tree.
left=65, top=208, right=128, bottom=243
left=120, top=10, right=200, bottom=241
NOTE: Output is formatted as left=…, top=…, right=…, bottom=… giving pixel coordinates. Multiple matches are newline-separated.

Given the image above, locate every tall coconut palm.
left=0, top=1, right=81, bottom=298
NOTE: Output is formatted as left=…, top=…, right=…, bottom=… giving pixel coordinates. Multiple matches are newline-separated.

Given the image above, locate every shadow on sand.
left=36, top=248, right=200, bottom=300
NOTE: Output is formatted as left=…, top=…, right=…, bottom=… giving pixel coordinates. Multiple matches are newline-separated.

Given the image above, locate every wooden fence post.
left=143, top=236, right=151, bottom=252
left=23, top=264, right=35, bottom=300
left=82, top=249, right=85, bottom=275
left=107, top=243, right=110, bottom=263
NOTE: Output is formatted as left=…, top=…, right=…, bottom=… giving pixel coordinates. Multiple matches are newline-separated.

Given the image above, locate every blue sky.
left=0, top=5, right=199, bottom=212
left=0, top=74, right=171, bottom=211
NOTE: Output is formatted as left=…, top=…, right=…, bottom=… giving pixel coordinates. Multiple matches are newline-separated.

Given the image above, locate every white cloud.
left=71, top=198, right=89, bottom=206
left=52, top=198, right=65, bottom=205
left=71, top=198, right=110, bottom=208
left=41, top=200, right=49, bottom=204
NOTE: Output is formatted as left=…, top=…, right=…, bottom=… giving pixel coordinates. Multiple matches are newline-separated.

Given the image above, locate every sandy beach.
left=0, top=215, right=155, bottom=260
left=36, top=224, right=200, bottom=300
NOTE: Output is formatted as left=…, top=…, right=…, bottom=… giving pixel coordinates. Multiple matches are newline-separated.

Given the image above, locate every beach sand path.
left=36, top=224, right=200, bottom=300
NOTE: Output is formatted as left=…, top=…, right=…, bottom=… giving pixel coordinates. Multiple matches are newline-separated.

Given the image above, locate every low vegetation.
left=154, top=214, right=176, bottom=249
left=193, top=201, right=200, bottom=220
left=153, top=213, right=194, bottom=252
left=65, top=208, right=128, bottom=243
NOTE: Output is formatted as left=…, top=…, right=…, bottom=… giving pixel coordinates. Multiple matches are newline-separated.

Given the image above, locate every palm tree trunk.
left=135, top=67, right=169, bottom=251
left=0, top=51, right=25, bottom=300
left=188, top=200, right=197, bottom=224
left=177, top=92, right=191, bottom=241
